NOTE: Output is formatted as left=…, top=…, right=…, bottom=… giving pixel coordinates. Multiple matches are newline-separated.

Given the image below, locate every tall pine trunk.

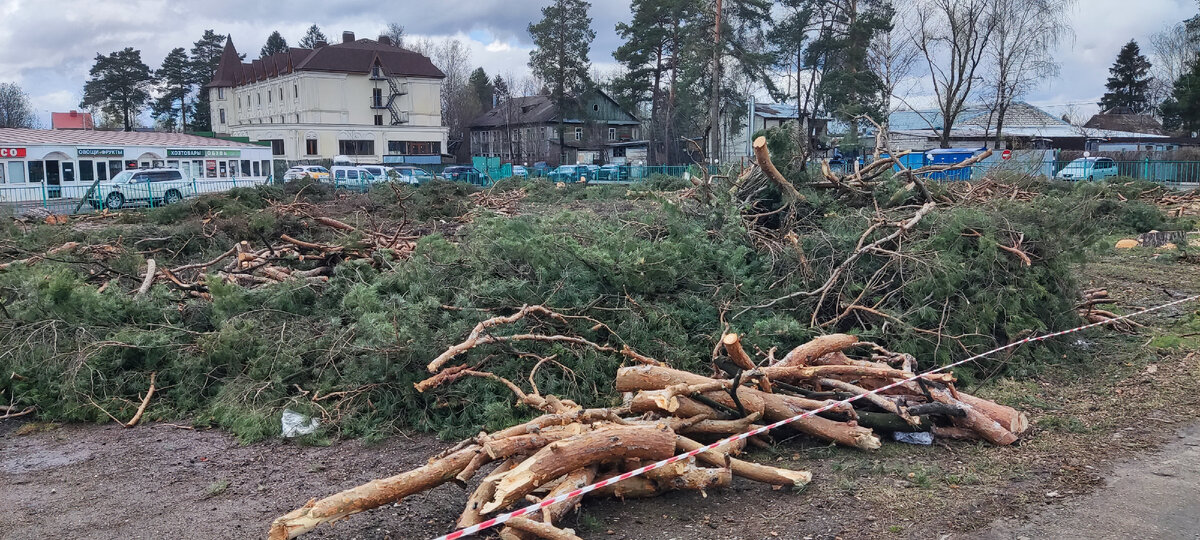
left=650, top=43, right=663, bottom=165
left=708, top=0, right=723, bottom=166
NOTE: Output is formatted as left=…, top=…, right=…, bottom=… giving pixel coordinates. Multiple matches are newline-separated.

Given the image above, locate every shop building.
left=0, top=128, right=273, bottom=202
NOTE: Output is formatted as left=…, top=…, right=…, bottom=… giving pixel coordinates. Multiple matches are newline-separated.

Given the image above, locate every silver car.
left=89, top=169, right=194, bottom=210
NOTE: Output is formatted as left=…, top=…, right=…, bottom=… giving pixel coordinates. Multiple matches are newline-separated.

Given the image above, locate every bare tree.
left=383, top=23, right=406, bottom=48
left=913, top=0, right=997, bottom=148
left=1148, top=22, right=1197, bottom=109
left=409, top=38, right=475, bottom=160
left=868, top=2, right=923, bottom=114
left=983, top=0, right=1074, bottom=148
left=0, top=82, right=37, bottom=129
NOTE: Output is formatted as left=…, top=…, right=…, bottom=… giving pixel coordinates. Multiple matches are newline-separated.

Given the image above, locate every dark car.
left=598, top=165, right=629, bottom=181
left=442, top=165, right=483, bottom=184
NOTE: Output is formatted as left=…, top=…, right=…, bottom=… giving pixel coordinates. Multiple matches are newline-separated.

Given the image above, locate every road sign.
left=1001, top=149, right=1012, bottom=160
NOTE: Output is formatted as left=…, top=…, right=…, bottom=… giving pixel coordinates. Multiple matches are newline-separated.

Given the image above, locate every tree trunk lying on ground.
left=270, top=306, right=1030, bottom=539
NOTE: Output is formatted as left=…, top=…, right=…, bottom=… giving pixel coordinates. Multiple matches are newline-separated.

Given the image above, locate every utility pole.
left=708, top=0, right=723, bottom=166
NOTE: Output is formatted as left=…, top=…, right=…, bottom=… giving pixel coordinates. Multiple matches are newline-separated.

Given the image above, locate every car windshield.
left=111, top=171, right=136, bottom=183
left=1065, top=159, right=1094, bottom=168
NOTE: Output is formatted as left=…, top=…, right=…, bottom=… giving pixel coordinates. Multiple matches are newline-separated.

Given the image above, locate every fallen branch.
left=124, top=372, right=157, bottom=427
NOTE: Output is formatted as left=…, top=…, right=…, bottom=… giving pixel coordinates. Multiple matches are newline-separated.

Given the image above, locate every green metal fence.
left=0, top=176, right=272, bottom=217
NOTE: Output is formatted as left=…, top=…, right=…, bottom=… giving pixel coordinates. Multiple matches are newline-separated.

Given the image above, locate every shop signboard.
left=0, top=147, right=26, bottom=158
left=78, top=148, right=124, bottom=157
left=168, top=149, right=242, bottom=158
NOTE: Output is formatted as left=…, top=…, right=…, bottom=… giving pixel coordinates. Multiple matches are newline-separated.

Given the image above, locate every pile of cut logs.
left=268, top=307, right=1028, bottom=540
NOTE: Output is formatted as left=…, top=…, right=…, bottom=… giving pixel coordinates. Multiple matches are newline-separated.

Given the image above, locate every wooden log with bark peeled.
left=953, top=391, right=1029, bottom=434
left=677, top=436, right=811, bottom=488
left=459, top=459, right=518, bottom=529
left=500, top=517, right=582, bottom=540
left=483, top=424, right=591, bottom=460
left=124, top=371, right=156, bottom=427
left=759, top=364, right=955, bottom=385
left=752, top=136, right=804, bottom=202
left=924, top=387, right=1018, bottom=445
left=775, top=334, right=859, bottom=367
left=481, top=424, right=677, bottom=514
left=617, top=365, right=878, bottom=450
left=721, top=333, right=757, bottom=371
left=268, top=445, right=481, bottom=540
left=541, top=465, right=597, bottom=525
left=134, top=258, right=156, bottom=297
left=629, top=392, right=720, bottom=418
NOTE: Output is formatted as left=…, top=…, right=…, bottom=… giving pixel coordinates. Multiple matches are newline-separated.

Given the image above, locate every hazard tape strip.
left=434, top=293, right=1199, bottom=540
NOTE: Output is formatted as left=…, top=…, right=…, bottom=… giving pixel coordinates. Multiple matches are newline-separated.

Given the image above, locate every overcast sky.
left=0, top=0, right=1195, bottom=127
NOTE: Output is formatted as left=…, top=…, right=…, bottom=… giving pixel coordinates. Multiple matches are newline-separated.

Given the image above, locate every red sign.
left=1001, top=149, right=1012, bottom=160
left=0, top=147, right=25, bottom=158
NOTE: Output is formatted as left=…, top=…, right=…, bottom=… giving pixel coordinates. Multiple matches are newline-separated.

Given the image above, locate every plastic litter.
left=281, top=408, right=320, bottom=437
left=892, top=431, right=933, bottom=445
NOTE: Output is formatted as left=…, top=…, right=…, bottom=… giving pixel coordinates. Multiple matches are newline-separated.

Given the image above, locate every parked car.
left=89, top=169, right=193, bottom=210
left=511, top=165, right=529, bottom=178
left=330, top=166, right=382, bottom=190
left=283, top=165, right=330, bottom=181
left=392, top=166, right=433, bottom=184
left=442, top=165, right=483, bottom=183
left=598, top=165, right=628, bottom=181
left=547, top=164, right=595, bottom=183
left=1055, top=157, right=1119, bottom=181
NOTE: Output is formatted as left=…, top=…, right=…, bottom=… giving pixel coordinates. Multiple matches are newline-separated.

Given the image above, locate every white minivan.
left=330, top=166, right=383, bottom=190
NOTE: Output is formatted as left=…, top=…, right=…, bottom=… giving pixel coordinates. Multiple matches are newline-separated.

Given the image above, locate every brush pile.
left=268, top=306, right=1028, bottom=540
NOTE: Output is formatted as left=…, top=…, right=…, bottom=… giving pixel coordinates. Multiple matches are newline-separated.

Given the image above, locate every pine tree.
left=260, top=31, right=289, bottom=58
left=189, top=30, right=230, bottom=132
left=80, top=47, right=153, bottom=132
left=492, top=75, right=510, bottom=102
left=1160, top=58, right=1200, bottom=133
left=528, top=0, right=596, bottom=164
left=468, top=67, right=494, bottom=110
left=298, top=25, right=327, bottom=49
left=1099, top=40, right=1153, bottom=113
left=805, top=1, right=892, bottom=131
left=614, top=0, right=700, bottom=164
left=152, top=47, right=193, bottom=132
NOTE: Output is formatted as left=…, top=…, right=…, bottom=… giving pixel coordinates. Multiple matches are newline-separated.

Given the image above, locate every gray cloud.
left=0, top=0, right=1191, bottom=126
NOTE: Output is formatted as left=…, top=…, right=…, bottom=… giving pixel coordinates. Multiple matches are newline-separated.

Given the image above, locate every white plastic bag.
left=281, top=408, right=319, bottom=437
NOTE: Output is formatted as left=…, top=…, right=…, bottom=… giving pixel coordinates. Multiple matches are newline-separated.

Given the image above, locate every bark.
left=924, top=387, right=1018, bottom=445
left=541, top=465, right=597, bottom=525
left=459, top=459, right=518, bottom=529
left=776, top=334, right=859, bottom=366
left=268, top=445, right=481, bottom=540
left=721, top=333, right=757, bottom=371
left=677, top=436, right=811, bottom=487
left=759, top=364, right=955, bottom=385
left=817, top=378, right=919, bottom=427
left=751, top=137, right=803, bottom=202
left=482, top=425, right=677, bottom=514
left=502, top=517, right=582, bottom=540
left=954, top=391, right=1029, bottom=434
left=134, top=258, right=156, bottom=297
left=483, top=424, right=591, bottom=460
left=124, top=371, right=156, bottom=427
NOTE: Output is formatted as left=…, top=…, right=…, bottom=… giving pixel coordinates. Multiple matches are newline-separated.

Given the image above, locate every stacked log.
left=269, top=309, right=1030, bottom=540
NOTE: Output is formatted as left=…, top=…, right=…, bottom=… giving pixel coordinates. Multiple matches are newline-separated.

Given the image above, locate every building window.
left=7, top=161, right=25, bottom=183
left=338, top=140, right=375, bottom=155
left=279, top=87, right=283, bottom=100
left=262, top=139, right=284, bottom=155
left=574, top=127, right=582, bottom=141
left=218, top=87, right=225, bottom=99
left=79, top=160, right=94, bottom=183
left=257, top=93, right=261, bottom=105
left=372, top=88, right=383, bottom=108
left=388, top=140, right=406, bottom=154
left=632, top=127, right=639, bottom=139
left=268, top=90, right=272, bottom=103
left=374, top=114, right=384, bottom=126
left=241, top=159, right=251, bottom=175
left=295, top=114, right=300, bottom=123
left=219, top=108, right=226, bottom=124
left=608, top=127, right=616, bottom=141
left=306, top=138, right=319, bottom=155
left=294, top=84, right=298, bottom=98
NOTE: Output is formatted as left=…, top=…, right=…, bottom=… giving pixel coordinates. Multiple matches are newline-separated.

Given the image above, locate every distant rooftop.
left=208, top=31, right=444, bottom=88
left=50, top=110, right=94, bottom=130
left=0, top=128, right=266, bottom=147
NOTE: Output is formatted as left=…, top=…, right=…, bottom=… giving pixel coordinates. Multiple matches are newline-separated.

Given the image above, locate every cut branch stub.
left=775, top=334, right=859, bottom=367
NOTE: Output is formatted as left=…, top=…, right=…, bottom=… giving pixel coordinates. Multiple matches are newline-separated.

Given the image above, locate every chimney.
left=342, top=31, right=355, bottom=44
left=314, top=39, right=327, bottom=49
left=378, top=35, right=392, bottom=46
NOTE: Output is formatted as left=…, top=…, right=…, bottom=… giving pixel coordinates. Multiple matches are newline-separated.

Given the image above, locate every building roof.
left=471, top=96, right=558, bottom=128
left=1083, top=112, right=1164, bottom=135
left=50, top=111, right=94, bottom=130
left=754, top=103, right=799, bottom=119
left=207, top=33, right=444, bottom=88
left=0, top=128, right=267, bottom=147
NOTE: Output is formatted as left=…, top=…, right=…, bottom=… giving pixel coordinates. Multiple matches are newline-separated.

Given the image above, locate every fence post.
left=40, top=181, right=47, bottom=209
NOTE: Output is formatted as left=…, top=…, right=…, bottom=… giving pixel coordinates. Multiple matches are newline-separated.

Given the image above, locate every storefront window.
left=260, top=160, right=270, bottom=177
left=29, top=161, right=44, bottom=183
left=219, top=161, right=228, bottom=178
left=62, top=161, right=74, bottom=182
left=253, top=161, right=261, bottom=176
left=109, top=160, right=123, bottom=177
left=8, top=161, right=25, bottom=183
left=241, top=160, right=251, bottom=176
left=96, top=162, right=107, bottom=181
left=80, top=160, right=94, bottom=183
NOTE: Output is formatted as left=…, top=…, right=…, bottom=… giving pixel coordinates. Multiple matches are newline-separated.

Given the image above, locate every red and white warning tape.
left=434, top=293, right=1199, bottom=540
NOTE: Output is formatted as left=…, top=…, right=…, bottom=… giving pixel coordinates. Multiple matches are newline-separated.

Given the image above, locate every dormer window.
left=371, top=66, right=384, bottom=79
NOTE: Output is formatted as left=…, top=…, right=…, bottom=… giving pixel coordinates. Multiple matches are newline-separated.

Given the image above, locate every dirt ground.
left=2, top=249, right=1199, bottom=540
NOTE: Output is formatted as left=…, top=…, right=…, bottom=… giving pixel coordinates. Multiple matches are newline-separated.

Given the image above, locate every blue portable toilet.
left=924, top=148, right=983, bottom=181
left=882, top=151, right=929, bottom=172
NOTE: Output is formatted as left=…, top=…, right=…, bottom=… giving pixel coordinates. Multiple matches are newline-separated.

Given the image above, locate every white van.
left=330, top=166, right=383, bottom=190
